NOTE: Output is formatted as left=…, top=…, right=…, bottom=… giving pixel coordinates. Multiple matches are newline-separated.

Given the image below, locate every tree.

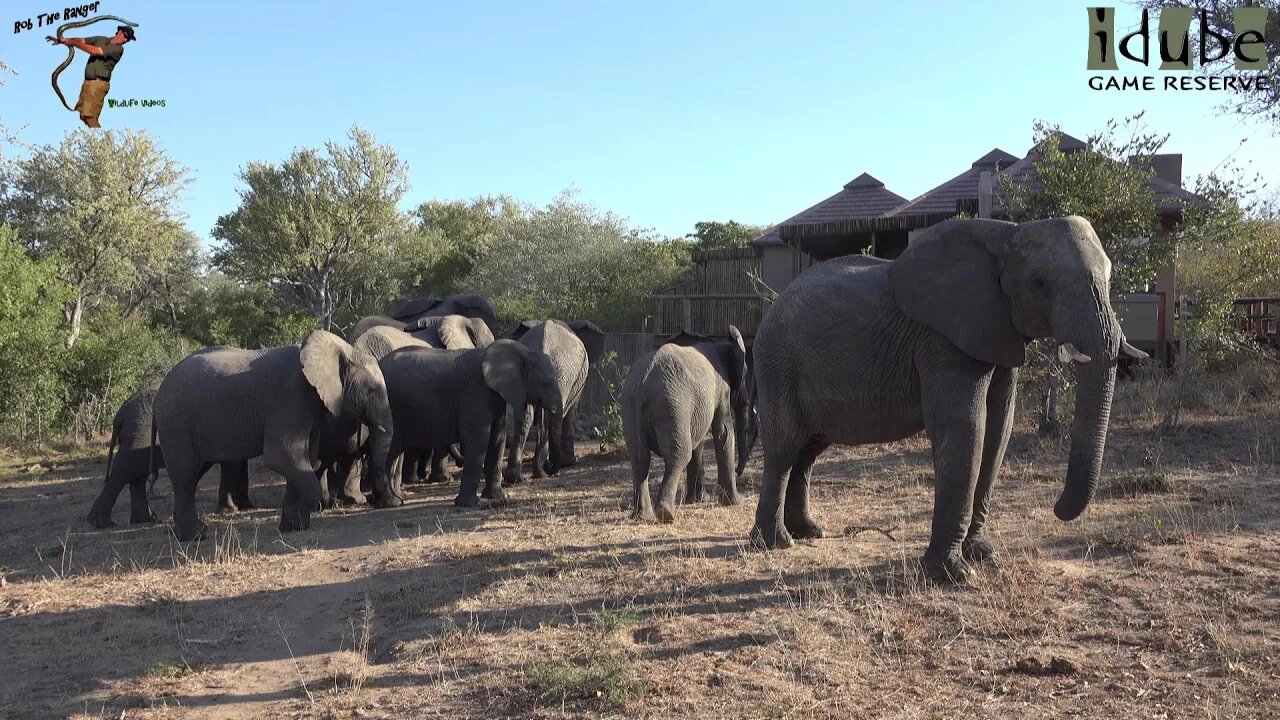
left=1176, top=166, right=1280, bottom=366
left=212, top=125, right=411, bottom=330
left=464, top=189, right=689, bottom=330
left=407, top=196, right=521, bottom=296
left=1140, top=1, right=1280, bottom=128
left=1, top=129, right=193, bottom=346
left=0, top=225, right=72, bottom=440
left=690, top=220, right=767, bottom=250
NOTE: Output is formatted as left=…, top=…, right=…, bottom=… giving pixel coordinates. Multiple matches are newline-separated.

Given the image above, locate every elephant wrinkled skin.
left=750, top=217, right=1132, bottom=583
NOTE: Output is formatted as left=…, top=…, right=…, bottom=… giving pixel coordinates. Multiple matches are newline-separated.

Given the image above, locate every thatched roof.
left=752, top=173, right=906, bottom=246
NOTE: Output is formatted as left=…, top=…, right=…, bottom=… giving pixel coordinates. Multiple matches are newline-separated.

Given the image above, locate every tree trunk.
left=65, top=295, right=85, bottom=348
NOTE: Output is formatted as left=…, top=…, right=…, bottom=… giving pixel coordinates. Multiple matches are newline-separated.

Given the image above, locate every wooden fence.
left=578, top=332, right=656, bottom=420
left=650, top=247, right=769, bottom=339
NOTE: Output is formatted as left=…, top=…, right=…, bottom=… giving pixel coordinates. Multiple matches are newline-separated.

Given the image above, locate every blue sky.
left=1, top=0, right=1276, bottom=244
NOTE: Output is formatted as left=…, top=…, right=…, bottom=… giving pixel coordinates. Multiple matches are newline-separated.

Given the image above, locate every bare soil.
left=2, top=370, right=1279, bottom=719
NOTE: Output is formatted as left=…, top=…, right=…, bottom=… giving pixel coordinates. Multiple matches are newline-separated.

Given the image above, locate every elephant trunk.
left=734, top=403, right=754, bottom=476
left=366, top=421, right=394, bottom=499
left=1053, top=297, right=1120, bottom=522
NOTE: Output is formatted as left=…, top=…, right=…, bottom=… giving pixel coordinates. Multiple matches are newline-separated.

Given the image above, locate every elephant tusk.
left=374, top=424, right=387, bottom=434
left=1120, top=339, right=1149, bottom=359
left=1057, top=343, right=1092, bottom=364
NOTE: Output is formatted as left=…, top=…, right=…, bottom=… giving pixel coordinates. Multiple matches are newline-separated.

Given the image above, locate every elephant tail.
left=103, top=426, right=118, bottom=486
left=148, top=419, right=159, bottom=496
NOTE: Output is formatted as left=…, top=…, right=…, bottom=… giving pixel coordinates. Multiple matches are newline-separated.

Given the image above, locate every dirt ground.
left=2, top=368, right=1279, bottom=720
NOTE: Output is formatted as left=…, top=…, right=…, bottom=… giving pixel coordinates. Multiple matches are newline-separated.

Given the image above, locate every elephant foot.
left=480, top=483, right=507, bottom=501
left=718, top=490, right=743, bottom=507
left=502, top=467, right=525, bottom=486
left=684, top=490, right=704, bottom=505
left=632, top=506, right=657, bottom=523
left=236, top=498, right=256, bottom=511
left=278, top=506, right=312, bottom=532
left=130, top=510, right=158, bottom=524
left=86, top=512, right=116, bottom=529
left=962, top=534, right=997, bottom=564
left=654, top=503, right=677, bottom=524
left=372, top=492, right=403, bottom=509
left=341, top=490, right=367, bottom=506
left=749, top=521, right=794, bottom=550
left=542, top=460, right=560, bottom=477
left=922, top=549, right=971, bottom=584
left=454, top=493, right=480, bottom=509
left=173, top=521, right=208, bottom=543
left=784, top=514, right=824, bottom=540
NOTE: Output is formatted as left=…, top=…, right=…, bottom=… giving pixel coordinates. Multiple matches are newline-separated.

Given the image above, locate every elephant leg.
left=415, top=449, right=430, bottom=483
left=503, top=404, right=535, bottom=485
left=217, top=461, right=253, bottom=512
left=88, top=449, right=151, bottom=528
left=126, top=460, right=158, bottom=524
left=427, top=449, right=450, bottom=485
left=168, top=453, right=207, bottom=542
left=920, top=367, right=991, bottom=584
left=713, top=412, right=743, bottom=508
left=449, top=443, right=465, bottom=469
left=749, top=430, right=807, bottom=550
left=783, top=438, right=828, bottom=538
left=481, top=413, right=508, bottom=502
left=532, top=408, right=550, bottom=479
left=268, top=426, right=325, bottom=532
left=631, top=446, right=656, bottom=522
left=560, top=403, right=579, bottom=467
left=684, top=441, right=706, bottom=504
left=339, top=454, right=365, bottom=505
left=964, top=366, right=1016, bottom=564
left=655, top=444, right=692, bottom=524
left=455, top=440, right=490, bottom=508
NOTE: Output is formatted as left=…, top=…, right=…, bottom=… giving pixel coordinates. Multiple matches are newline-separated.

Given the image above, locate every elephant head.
left=481, top=339, right=567, bottom=470
left=889, top=216, right=1143, bottom=522
left=565, top=320, right=606, bottom=366
left=299, top=330, right=395, bottom=496
left=392, top=294, right=497, bottom=330
left=410, top=314, right=495, bottom=349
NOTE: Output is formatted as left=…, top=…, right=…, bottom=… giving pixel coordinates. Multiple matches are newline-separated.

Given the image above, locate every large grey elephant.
left=348, top=294, right=497, bottom=341
left=154, top=331, right=396, bottom=541
left=622, top=326, right=752, bottom=523
left=86, top=380, right=250, bottom=528
left=748, top=217, right=1147, bottom=582
left=379, top=340, right=565, bottom=508
left=503, top=319, right=605, bottom=485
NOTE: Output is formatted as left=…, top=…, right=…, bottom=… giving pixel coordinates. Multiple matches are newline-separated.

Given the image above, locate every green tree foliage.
left=407, top=196, right=521, bottom=296
left=0, top=225, right=72, bottom=441
left=1176, top=167, right=1280, bottom=366
left=1, top=129, right=193, bottom=346
left=997, top=115, right=1169, bottom=293
left=465, top=189, right=690, bottom=330
left=212, top=125, right=411, bottom=330
left=172, top=273, right=317, bottom=349
left=690, top=220, right=767, bottom=250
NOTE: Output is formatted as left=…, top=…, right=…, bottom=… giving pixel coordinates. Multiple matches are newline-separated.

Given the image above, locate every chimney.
left=1151, top=154, right=1182, bottom=187
left=978, top=171, right=993, bottom=218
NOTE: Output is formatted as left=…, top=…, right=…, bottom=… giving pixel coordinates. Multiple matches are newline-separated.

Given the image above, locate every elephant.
left=406, top=314, right=495, bottom=349
left=622, top=325, right=752, bottom=523
left=153, top=330, right=396, bottom=541
left=748, top=217, right=1148, bottom=582
left=503, top=319, right=605, bottom=485
left=379, top=339, right=565, bottom=508
left=85, top=381, right=251, bottom=528
left=348, top=294, right=497, bottom=341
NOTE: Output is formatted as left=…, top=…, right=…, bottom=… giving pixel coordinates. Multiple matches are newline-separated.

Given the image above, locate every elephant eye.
left=1032, top=277, right=1047, bottom=289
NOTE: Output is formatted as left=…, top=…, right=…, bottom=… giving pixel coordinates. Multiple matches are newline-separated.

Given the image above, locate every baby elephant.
left=622, top=326, right=753, bottom=523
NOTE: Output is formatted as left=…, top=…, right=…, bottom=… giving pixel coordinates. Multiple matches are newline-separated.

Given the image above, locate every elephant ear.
left=391, top=297, right=443, bottom=321
left=509, top=320, right=540, bottom=341
left=567, top=320, right=606, bottom=365
left=468, top=319, right=496, bottom=348
left=438, top=315, right=477, bottom=349
left=889, top=219, right=1025, bottom=368
left=300, top=330, right=352, bottom=417
left=481, top=339, right=530, bottom=409
left=665, top=330, right=713, bottom=348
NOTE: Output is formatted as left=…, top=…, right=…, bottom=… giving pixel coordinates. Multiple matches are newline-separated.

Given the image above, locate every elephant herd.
left=85, top=217, right=1147, bottom=583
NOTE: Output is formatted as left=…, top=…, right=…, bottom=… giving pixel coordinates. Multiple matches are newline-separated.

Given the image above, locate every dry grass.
left=2, top=363, right=1280, bottom=719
